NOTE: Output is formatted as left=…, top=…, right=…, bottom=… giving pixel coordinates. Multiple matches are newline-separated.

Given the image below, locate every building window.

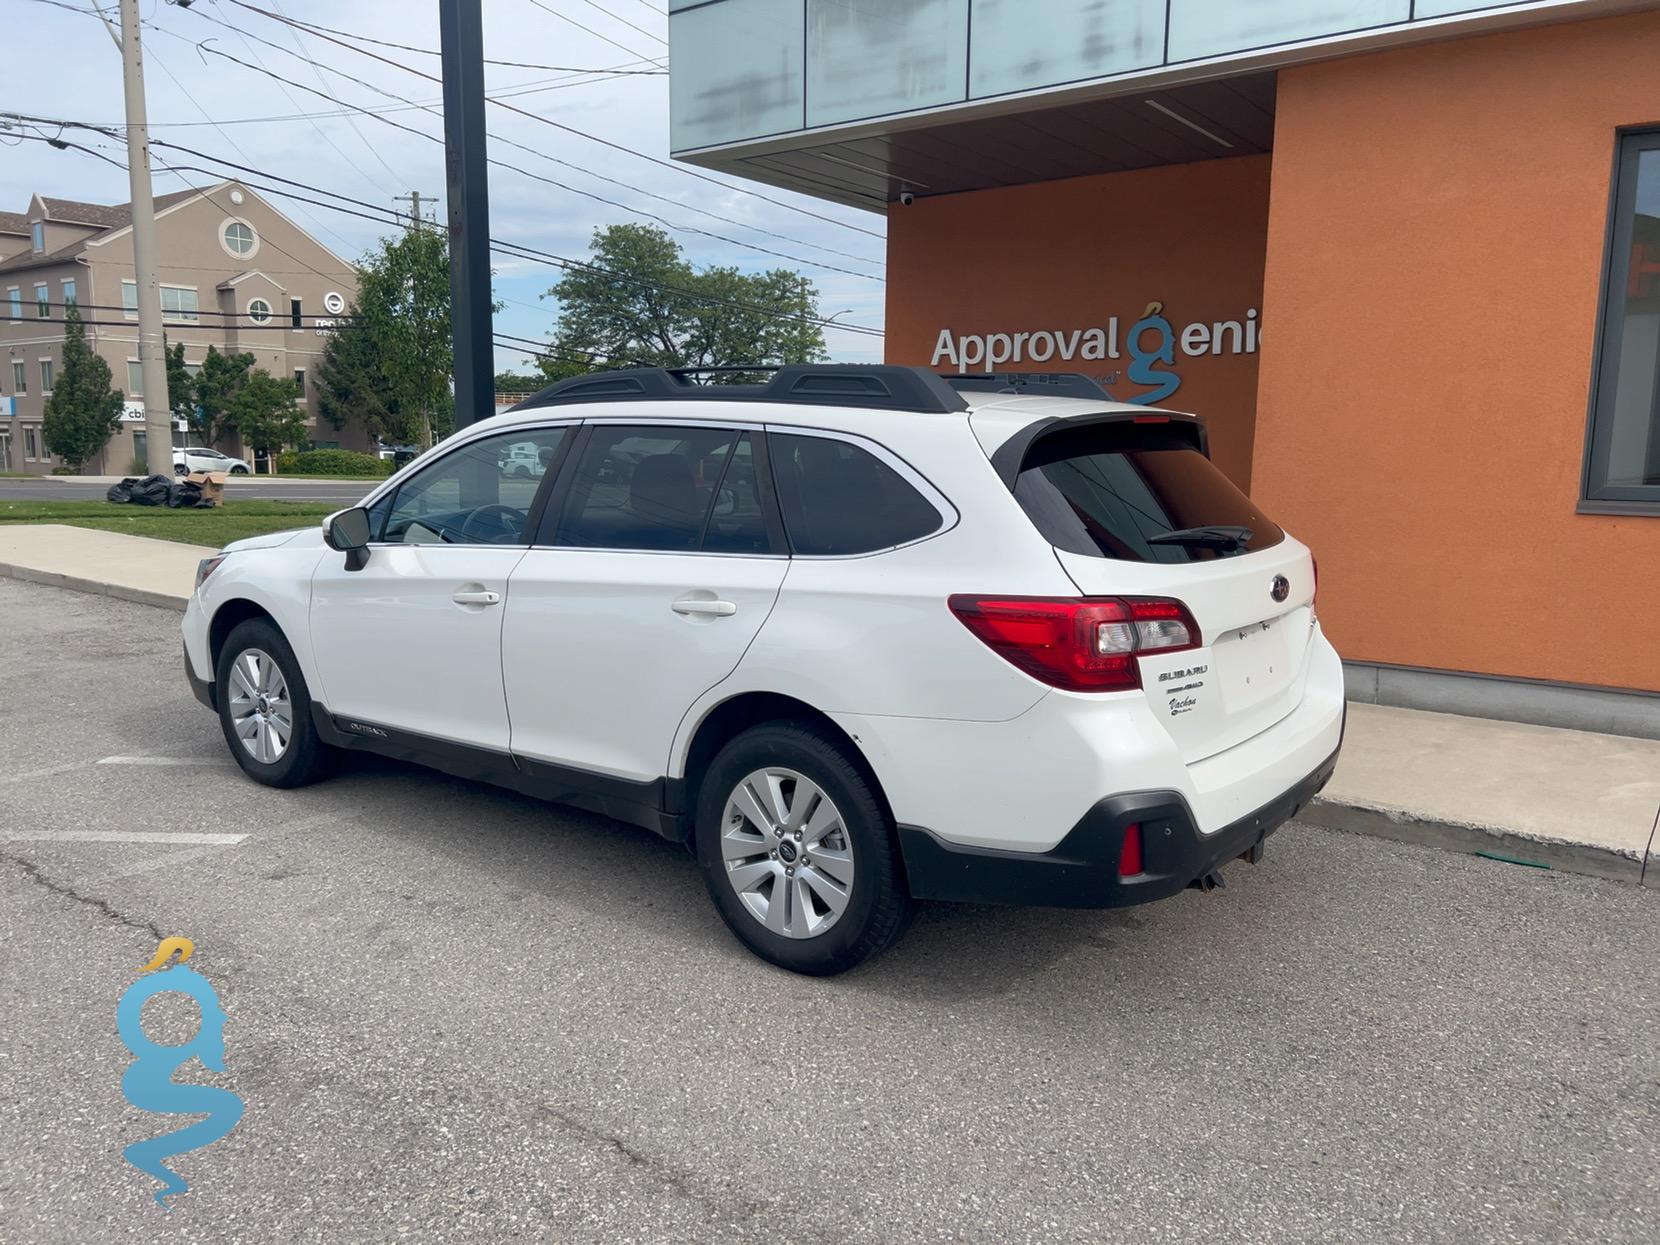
left=122, top=279, right=138, bottom=317
left=11, top=360, right=25, bottom=394
left=160, top=285, right=199, bottom=324
left=184, top=362, right=202, bottom=378
left=127, top=360, right=144, bottom=395
left=31, top=222, right=44, bottom=253
left=34, top=284, right=48, bottom=318
left=222, top=220, right=257, bottom=257
left=290, top=297, right=303, bottom=329
left=61, top=279, right=76, bottom=307
left=26, top=426, right=40, bottom=459
left=247, top=298, right=272, bottom=325
left=1585, top=130, right=1660, bottom=510
left=40, top=359, right=55, bottom=393
left=293, top=367, right=306, bottom=398
left=6, top=288, right=18, bottom=321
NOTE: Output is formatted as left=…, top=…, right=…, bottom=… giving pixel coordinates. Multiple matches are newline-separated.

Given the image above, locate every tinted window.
left=769, top=433, right=942, bottom=555
left=1583, top=130, right=1660, bottom=507
left=1013, top=422, right=1283, bottom=563
left=380, top=427, right=566, bottom=545
left=551, top=425, right=768, bottom=553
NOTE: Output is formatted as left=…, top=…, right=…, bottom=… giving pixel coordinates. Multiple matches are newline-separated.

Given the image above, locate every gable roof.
left=0, top=211, right=28, bottom=237
left=0, top=187, right=210, bottom=275
left=39, top=189, right=199, bottom=232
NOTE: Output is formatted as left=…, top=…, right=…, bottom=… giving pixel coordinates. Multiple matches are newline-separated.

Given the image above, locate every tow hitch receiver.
left=1240, top=837, right=1266, bottom=865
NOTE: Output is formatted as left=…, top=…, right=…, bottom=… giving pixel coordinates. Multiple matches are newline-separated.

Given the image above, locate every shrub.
left=277, top=450, right=300, bottom=473
left=288, top=448, right=392, bottom=477
left=126, top=455, right=147, bottom=475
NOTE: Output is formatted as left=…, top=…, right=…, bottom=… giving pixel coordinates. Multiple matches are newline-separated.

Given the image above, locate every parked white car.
left=174, top=447, right=249, bottom=476
left=182, top=367, right=1345, bottom=974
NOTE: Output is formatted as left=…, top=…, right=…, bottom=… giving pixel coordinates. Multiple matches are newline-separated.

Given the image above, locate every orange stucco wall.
left=886, top=157, right=1271, bottom=486
left=1254, top=11, right=1660, bottom=692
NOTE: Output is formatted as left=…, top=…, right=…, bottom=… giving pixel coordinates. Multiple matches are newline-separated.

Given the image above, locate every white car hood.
left=221, top=526, right=326, bottom=554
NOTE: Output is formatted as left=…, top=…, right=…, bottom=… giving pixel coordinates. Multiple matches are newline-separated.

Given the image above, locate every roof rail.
left=941, top=373, right=1111, bottom=400
left=514, top=365, right=969, bottom=414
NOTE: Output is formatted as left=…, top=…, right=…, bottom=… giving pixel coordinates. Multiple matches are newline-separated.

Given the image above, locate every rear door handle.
left=452, top=589, right=501, bottom=606
left=672, top=597, right=737, bottom=617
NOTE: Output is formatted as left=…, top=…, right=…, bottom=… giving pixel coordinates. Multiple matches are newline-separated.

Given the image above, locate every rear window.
left=1012, top=422, right=1283, bottom=563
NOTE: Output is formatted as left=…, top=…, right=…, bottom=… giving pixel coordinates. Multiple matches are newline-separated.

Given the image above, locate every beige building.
left=0, top=180, right=366, bottom=474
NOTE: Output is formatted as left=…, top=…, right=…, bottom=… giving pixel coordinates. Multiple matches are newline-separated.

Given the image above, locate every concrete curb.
left=1303, top=795, right=1654, bottom=887
left=0, top=564, right=187, bottom=613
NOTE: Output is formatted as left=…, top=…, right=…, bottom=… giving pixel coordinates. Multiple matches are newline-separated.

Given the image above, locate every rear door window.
left=768, top=432, right=943, bottom=556
left=1013, top=422, right=1283, bottom=563
left=547, top=424, right=770, bottom=553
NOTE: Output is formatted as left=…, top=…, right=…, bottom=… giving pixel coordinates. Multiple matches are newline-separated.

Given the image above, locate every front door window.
left=377, top=428, right=569, bottom=546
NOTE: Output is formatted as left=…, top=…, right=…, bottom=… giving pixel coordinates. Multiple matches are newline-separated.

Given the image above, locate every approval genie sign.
left=930, top=302, right=1260, bottom=404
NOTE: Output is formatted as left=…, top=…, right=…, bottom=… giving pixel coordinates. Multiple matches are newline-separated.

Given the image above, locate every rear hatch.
left=997, top=414, right=1317, bottom=764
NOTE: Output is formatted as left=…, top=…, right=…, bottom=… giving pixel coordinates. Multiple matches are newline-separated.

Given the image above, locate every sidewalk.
left=3, top=524, right=1657, bottom=888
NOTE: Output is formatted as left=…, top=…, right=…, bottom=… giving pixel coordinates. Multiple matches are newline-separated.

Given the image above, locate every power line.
left=6, top=125, right=886, bottom=341
left=521, top=0, right=666, bottom=66
left=215, top=0, right=884, bottom=241
left=566, top=0, right=667, bottom=49
left=176, top=34, right=886, bottom=280
left=171, top=6, right=882, bottom=270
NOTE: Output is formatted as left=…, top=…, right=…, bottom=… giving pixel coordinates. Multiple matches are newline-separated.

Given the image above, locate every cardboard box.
left=186, top=470, right=228, bottom=507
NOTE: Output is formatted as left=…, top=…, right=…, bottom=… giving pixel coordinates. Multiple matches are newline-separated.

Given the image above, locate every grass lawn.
left=0, top=500, right=335, bottom=546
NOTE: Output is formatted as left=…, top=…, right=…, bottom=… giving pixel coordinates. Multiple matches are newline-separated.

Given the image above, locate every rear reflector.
left=947, top=595, right=1202, bottom=692
left=1119, top=823, right=1144, bottom=878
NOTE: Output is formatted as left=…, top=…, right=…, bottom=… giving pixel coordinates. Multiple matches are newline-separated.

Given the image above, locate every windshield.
left=1012, top=422, right=1283, bottom=563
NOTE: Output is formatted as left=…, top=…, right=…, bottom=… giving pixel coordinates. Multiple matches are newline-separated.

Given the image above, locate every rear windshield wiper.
left=1146, top=524, right=1254, bottom=552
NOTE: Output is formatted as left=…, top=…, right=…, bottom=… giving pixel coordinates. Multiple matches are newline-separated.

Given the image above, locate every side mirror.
left=323, top=507, right=373, bottom=571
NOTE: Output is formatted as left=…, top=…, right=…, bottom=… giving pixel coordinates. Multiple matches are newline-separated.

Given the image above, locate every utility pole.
left=116, top=0, right=175, bottom=474
left=395, top=191, right=435, bottom=232
left=439, top=0, right=493, bottom=431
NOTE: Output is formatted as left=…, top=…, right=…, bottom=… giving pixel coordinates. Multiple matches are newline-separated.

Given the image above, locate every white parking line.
left=106, top=845, right=234, bottom=877
left=2, top=831, right=249, bottom=845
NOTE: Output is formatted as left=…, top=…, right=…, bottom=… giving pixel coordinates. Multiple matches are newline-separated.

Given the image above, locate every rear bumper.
left=897, top=739, right=1341, bottom=909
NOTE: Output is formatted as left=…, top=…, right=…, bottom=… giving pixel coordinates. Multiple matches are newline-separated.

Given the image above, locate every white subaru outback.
left=184, top=367, right=1344, bottom=975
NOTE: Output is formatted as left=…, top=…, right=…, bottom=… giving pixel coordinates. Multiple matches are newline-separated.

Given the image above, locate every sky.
left=0, top=0, right=890, bottom=374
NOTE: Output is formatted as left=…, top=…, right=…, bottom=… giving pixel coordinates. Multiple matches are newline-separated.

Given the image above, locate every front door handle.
left=672, top=597, right=737, bottom=617
left=452, top=589, right=501, bottom=606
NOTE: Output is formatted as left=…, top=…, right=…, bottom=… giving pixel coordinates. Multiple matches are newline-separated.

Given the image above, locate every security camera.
left=898, top=191, right=916, bottom=207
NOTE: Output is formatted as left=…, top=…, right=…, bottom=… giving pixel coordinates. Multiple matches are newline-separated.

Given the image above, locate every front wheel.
left=696, top=723, right=911, bottom=975
left=174, top=463, right=188, bottom=476
left=230, top=465, right=249, bottom=475
left=215, top=618, right=333, bottom=788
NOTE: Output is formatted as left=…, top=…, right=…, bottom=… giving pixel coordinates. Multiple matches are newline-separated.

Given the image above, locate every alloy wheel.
left=720, top=767, right=856, bottom=939
left=227, top=647, right=292, bottom=764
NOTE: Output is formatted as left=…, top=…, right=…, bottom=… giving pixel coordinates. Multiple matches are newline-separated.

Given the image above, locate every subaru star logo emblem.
left=1270, top=575, right=1291, bottom=603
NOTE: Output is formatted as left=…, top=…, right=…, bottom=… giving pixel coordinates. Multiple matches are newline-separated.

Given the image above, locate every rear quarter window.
left=1013, top=421, right=1283, bottom=563
left=768, top=433, right=943, bottom=556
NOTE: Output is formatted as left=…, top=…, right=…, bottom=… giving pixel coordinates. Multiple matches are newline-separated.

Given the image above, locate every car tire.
left=695, top=722, right=911, bottom=975
left=215, top=618, right=334, bottom=789
left=174, top=464, right=188, bottom=476
left=230, top=465, right=249, bottom=475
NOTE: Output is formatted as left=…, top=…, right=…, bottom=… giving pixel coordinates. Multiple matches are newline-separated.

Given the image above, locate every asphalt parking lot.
left=2, top=577, right=1657, bottom=1244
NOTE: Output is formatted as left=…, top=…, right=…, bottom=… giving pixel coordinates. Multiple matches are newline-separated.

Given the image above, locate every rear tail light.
left=947, top=595, right=1202, bottom=692
left=1119, top=823, right=1144, bottom=878
left=1310, top=553, right=1319, bottom=619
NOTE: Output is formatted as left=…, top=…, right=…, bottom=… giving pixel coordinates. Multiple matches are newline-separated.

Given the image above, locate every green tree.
left=164, top=338, right=196, bottom=423
left=230, top=370, right=307, bottom=466
left=494, top=371, right=545, bottom=395
left=41, top=307, right=123, bottom=472
left=538, top=224, right=829, bottom=381
left=190, top=345, right=256, bottom=446
left=350, top=227, right=453, bottom=447
left=316, top=313, right=401, bottom=444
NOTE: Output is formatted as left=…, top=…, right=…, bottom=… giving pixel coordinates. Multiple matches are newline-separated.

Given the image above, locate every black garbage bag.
left=106, top=478, right=138, bottom=504
left=128, top=474, right=174, bottom=507
left=167, top=480, right=204, bottom=509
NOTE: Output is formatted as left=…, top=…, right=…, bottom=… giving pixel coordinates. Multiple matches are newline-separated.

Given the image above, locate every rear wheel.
left=696, top=723, right=910, bottom=975
left=174, top=463, right=188, bottom=476
left=230, top=465, right=249, bottom=475
left=215, top=619, right=333, bottom=788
